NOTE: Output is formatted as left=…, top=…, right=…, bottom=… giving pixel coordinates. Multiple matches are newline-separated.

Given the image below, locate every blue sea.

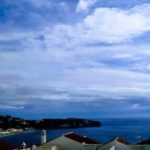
left=1, top=118, right=150, bottom=148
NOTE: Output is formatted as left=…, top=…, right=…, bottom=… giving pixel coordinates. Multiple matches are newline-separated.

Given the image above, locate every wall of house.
left=128, top=145, right=150, bottom=150
left=85, top=144, right=101, bottom=150
left=143, top=145, right=150, bottom=150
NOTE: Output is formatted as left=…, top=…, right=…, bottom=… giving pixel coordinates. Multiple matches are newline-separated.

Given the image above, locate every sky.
left=0, top=0, right=150, bottom=119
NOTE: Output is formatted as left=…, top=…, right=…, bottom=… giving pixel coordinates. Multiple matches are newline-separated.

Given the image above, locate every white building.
left=36, top=132, right=102, bottom=150
left=128, top=145, right=150, bottom=150
left=35, top=132, right=150, bottom=150
left=99, top=137, right=132, bottom=150
left=99, top=137, right=150, bottom=150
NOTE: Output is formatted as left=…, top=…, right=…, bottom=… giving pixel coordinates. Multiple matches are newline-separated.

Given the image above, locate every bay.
left=0, top=118, right=150, bottom=148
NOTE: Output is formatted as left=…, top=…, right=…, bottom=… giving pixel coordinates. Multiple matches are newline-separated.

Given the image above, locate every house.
left=99, top=137, right=132, bottom=150
left=36, top=132, right=102, bottom=150
left=0, top=140, right=16, bottom=150
left=129, top=138, right=150, bottom=150
left=32, top=130, right=150, bottom=150
left=128, top=144, right=150, bottom=150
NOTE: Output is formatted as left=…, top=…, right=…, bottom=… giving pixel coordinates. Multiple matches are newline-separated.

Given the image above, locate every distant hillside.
left=0, top=115, right=102, bottom=130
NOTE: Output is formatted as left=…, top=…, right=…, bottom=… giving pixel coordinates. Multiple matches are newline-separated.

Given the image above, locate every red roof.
left=115, top=137, right=130, bottom=145
left=0, top=140, right=15, bottom=150
left=63, top=132, right=101, bottom=144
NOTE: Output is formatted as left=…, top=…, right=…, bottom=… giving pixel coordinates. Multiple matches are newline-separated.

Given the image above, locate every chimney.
left=41, top=129, right=46, bottom=144
left=20, top=142, right=26, bottom=150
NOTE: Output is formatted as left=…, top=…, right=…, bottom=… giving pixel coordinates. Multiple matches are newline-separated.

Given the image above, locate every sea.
left=1, top=118, right=150, bottom=148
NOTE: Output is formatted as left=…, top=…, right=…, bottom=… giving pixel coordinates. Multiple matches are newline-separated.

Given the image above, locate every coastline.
left=0, top=118, right=150, bottom=148
left=0, top=129, right=37, bottom=138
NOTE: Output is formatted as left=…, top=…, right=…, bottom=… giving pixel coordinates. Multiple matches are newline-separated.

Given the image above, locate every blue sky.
left=0, top=0, right=150, bottom=119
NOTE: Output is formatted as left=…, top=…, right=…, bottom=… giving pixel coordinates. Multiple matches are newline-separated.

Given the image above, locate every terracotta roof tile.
left=0, top=140, right=15, bottom=150
left=115, top=137, right=130, bottom=145
left=63, top=132, right=101, bottom=144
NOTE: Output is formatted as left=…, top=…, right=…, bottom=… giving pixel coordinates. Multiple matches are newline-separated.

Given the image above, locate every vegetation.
left=0, top=115, right=101, bottom=130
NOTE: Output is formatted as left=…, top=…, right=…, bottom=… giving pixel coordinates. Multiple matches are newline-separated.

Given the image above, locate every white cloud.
left=46, top=4, right=150, bottom=45
left=130, top=103, right=142, bottom=110
left=1, top=4, right=150, bottom=45
left=113, top=53, right=132, bottom=59
left=81, top=5, right=150, bottom=43
left=76, top=0, right=98, bottom=12
left=145, top=64, right=150, bottom=71
left=1, top=3, right=150, bottom=113
left=31, top=94, right=71, bottom=101
left=0, top=104, right=24, bottom=110
left=61, top=67, right=150, bottom=90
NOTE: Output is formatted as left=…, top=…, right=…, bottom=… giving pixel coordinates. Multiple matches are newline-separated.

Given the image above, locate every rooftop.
left=115, top=137, right=130, bottom=145
left=63, top=132, right=101, bottom=144
left=0, top=140, right=15, bottom=150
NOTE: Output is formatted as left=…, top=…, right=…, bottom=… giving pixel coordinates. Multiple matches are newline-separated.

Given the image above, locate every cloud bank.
left=0, top=0, right=150, bottom=118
